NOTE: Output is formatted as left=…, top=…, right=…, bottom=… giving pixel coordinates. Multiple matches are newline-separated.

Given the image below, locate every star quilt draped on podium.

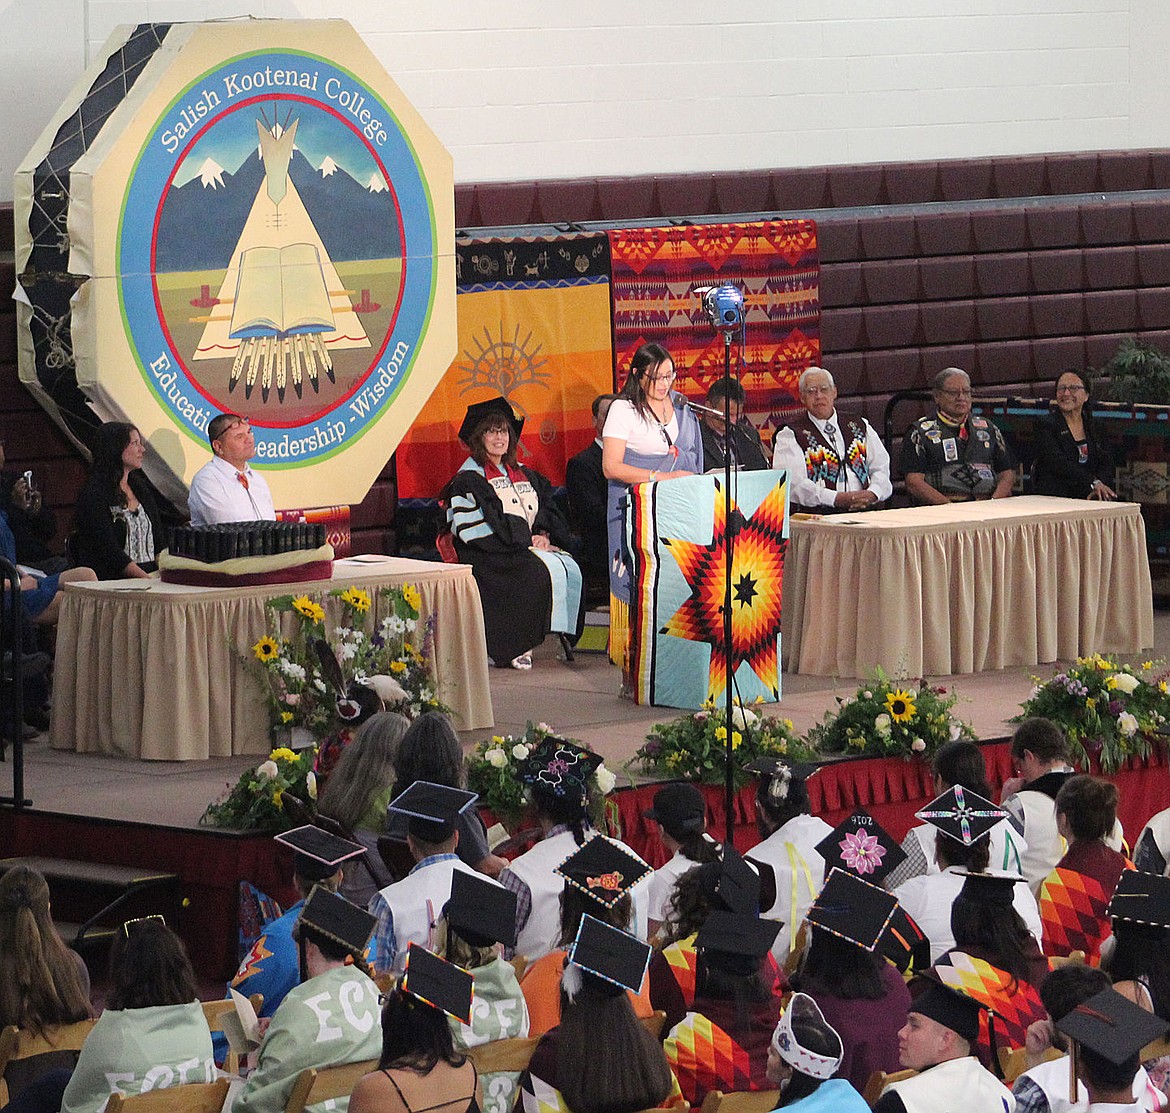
left=627, top=471, right=788, bottom=708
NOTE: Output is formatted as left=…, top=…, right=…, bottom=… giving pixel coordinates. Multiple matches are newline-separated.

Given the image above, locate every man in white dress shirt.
left=187, top=412, right=276, bottom=526
left=773, top=366, right=892, bottom=512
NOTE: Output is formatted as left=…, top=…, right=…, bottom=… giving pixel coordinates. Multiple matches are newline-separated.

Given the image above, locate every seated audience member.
left=651, top=853, right=785, bottom=1033
left=61, top=918, right=213, bottom=1113
left=791, top=869, right=912, bottom=1094
left=1014, top=964, right=1164, bottom=1113
left=873, top=979, right=1016, bottom=1113
left=1040, top=776, right=1132, bottom=964
left=1053, top=987, right=1170, bottom=1113
left=444, top=396, right=582, bottom=671
left=384, top=712, right=506, bottom=878
left=1031, top=369, right=1118, bottom=500
left=522, top=836, right=655, bottom=1037
left=565, top=392, right=615, bottom=608
left=0, top=508, right=95, bottom=625
left=500, top=738, right=646, bottom=962
left=0, top=437, right=66, bottom=573
left=187, top=413, right=275, bottom=526
left=885, top=740, right=1027, bottom=890
left=1134, top=799, right=1170, bottom=876
left=439, top=873, right=529, bottom=1113
left=236, top=889, right=381, bottom=1113
left=370, top=782, right=504, bottom=975
left=773, top=366, right=892, bottom=512
left=72, top=422, right=165, bottom=580
left=218, top=826, right=363, bottom=1060
left=934, top=872, right=1050, bottom=1061
left=900, top=367, right=1016, bottom=504
left=663, top=905, right=782, bottom=1106
left=519, top=916, right=678, bottom=1113
left=894, top=786, right=1042, bottom=964
left=744, top=758, right=832, bottom=965
left=642, top=782, right=721, bottom=937
left=699, top=377, right=769, bottom=473
left=0, top=866, right=92, bottom=1103
left=766, top=993, right=870, bottom=1112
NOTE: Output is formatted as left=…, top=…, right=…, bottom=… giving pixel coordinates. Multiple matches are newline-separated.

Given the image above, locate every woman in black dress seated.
left=73, top=422, right=165, bottom=579
left=443, top=397, right=582, bottom=671
left=1031, top=369, right=1118, bottom=500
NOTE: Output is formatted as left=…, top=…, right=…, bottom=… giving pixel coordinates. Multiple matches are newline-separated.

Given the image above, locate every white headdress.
left=771, top=992, right=842, bottom=1081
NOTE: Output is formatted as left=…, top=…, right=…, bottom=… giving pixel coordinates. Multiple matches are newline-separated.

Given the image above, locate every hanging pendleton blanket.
left=627, top=471, right=788, bottom=709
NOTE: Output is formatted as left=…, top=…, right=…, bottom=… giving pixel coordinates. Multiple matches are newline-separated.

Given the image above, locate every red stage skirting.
left=3, top=742, right=1164, bottom=980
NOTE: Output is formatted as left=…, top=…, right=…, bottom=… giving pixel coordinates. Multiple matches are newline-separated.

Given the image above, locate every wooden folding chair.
left=1049, top=949, right=1086, bottom=969
left=641, top=1010, right=667, bottom=1040
left=105, top=1079, right=230, bottom=1113
left=509, top=954, right=529, bottom=982
left=862, top=1068, right=917, bottom=1106
left=284, top=1059, right=379, bottom=1113
left=698, top=1089, right=780, bottom=1113
left=201, top=993, right=263, bottom=1075
left=466, top=1036, right=540, bottom=1074
left=998, top=1044, right=1061, bottom=1084
left=0, top=1018, right=97, bottom=1105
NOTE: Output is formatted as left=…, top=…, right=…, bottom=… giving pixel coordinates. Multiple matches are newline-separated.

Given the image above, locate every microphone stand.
left=721, top=328, right=736, bottom=849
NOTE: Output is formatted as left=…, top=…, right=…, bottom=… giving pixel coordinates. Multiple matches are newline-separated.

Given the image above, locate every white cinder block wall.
left=3, top=0, right=1170, bottom=204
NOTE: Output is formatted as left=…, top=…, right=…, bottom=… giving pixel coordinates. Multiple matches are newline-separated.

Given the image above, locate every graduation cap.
left=568, top=913, right=652, bottom=995
left=274, top=825, right=367, bottom=883
left=1107, top=869, right=1170, bottom=929
left=956, top=870, right=1026, bottom=906
left=516, top=737, right=603, bottom=799
left=445, top=870, right=517, bottom=949
left=555, top=836, right=651, bottom=908
left=908, top=977, right=987, bottom=1042
left=915, top=785, right=1008, bottom=846
left=815, top=809, right=906, bottom=884
left=1055, top=986, right=1170, bottom=1068
left=458, top=397, right=523, bottom=446
left=806, top=867, right=898, bottom=952
left=716, top=847, right=761, bottom=915
left=294, top=886, right=376, bottom=957
left=879, top=902, right=932, bottom=974
left=744, top=758, right=819, bottom=809
left=695, top=908, right=781, bottom=961
left=402, top=943, right=475, bottom=1025
left=388, top=781, right=478, bottom=842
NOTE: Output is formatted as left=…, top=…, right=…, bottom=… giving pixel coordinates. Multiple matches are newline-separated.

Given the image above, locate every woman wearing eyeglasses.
left=1031, top=369, right=1118, bottom=500
left=601, top=344, right=703, bottom=679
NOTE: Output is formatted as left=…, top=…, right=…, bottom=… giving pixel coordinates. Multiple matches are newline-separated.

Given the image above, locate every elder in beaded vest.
left=787, top=414, right=872, bottom=512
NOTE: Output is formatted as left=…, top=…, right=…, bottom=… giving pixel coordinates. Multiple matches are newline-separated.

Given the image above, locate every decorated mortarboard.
left=445, top=870, right=518, bottom=949
left=555, top=836, right=651, bottom=908
left=908, top=976, right=988, bottom=1042
left=915, top=785, right=1008, bottom=846
left=402, top=943, right=475, bottom=1025
left=1106, top=869, right=1170, bottom=929
left=567, top=913, right=652, bottom=994
left=274, top=825, right=366, bottom=883
left=295, top=886, right=376, bottom=957
left=516, top=737, right=603, bottom=799
left=956, top=869, right=1027, bottom=906
left=879, top=902, right=932, bottom=974
left=815, top=809, right=906, bottom=884
left=695, top=908, right=781, bottom=960
left=743, top=758, right=818, bottom=808
left=716, top=846, right=761, bottom=916
left=1054, top=986, right=1170, bottom=1066
left=458, top=396, right=523, bottom=446
left=771, top=993, right=842, bottom=1081
left=806, top=867, right=898, bottom=952
left=388, top=781, right=478, bottom=842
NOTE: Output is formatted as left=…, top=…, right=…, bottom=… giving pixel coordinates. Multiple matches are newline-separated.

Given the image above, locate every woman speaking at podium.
left=602, top=343, right=703, bottom=683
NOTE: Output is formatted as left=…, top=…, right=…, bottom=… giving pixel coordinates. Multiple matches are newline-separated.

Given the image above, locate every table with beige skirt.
left=49, top=556, right=494, bottom=760
left=782, top=496, right=1154, bottom=678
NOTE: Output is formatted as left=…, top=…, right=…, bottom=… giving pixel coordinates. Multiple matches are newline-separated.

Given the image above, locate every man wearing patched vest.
left=901, top=368, right=1017, bottom=504
left=773, top=366, right=892, bottom=513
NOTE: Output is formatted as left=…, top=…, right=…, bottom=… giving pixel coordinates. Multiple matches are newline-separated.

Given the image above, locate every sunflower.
left=252, top=635, right=280, bottom=663
left=341, top=587, right=371, bottom=612
left=402, top=584, right=422, bottom=612
left=885, top=689, right=917, bottom=721
left=292, top=595, right=326, bottom=623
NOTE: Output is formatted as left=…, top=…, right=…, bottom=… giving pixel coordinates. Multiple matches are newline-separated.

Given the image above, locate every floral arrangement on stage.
left=466, top=721, right=620, bottom=834
left=247, top=583, right=446, bottom=742
left=1015, top=655, right=1170, bottom=773
left=806, top=668, right=976, bottom=761
left=200, top=745, right=318, bottom=832
left=631, top=698, right=815, bottom=785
